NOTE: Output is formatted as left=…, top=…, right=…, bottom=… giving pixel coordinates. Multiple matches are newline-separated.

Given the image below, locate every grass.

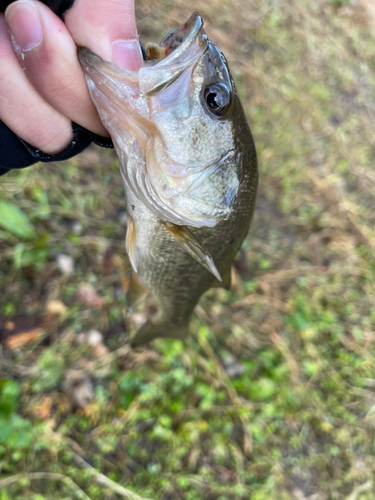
left=1, top=0, right=375, bottom=498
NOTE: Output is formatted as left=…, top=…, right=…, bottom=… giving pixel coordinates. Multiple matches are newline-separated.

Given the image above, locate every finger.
left=0, top=14, right=73, bottom=155
left=64, top=0, right=144, bottom=71
left=5, top=0, right=109, bottom=136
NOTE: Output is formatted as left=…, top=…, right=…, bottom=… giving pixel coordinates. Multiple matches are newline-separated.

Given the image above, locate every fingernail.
left=112, top=39, right=143, bottom=71
left=5, top=0, right=42, bottom=52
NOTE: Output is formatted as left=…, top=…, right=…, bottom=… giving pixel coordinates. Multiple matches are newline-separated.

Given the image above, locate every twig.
left=257, top=266, right=328, bottom=283
left=85, top=344, right=131, bottom=374
left=344, top=207, right=375, bottom=250
left=176, top=402, right=257, bottom=419
left=232, top=293, right=288, bottom=312
left=197, top=333, right=253, bottom=454
left=137, top=0, right=175, bottom=25
left=72, top=452, right=156, bottom=500
left=0, top=472, right=91, bottom=500
left=345, top=480, right=373, bottom=500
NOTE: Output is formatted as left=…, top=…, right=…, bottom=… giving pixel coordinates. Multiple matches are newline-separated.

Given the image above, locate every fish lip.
left=78, top=47, right=101, bottom=73
left=137, top=13, right=206, bottom=96
left=156, top=12, right=204, bottom=65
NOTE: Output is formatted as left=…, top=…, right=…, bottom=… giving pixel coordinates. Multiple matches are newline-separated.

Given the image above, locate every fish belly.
left=125, top=183, right=252, bottom=345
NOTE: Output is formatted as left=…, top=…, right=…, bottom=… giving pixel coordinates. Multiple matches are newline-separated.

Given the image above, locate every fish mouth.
left=138, top=12, right=205, bottom=96
left=79, top=13, right=206, bottom=97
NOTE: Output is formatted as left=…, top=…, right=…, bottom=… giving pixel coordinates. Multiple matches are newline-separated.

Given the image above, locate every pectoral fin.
left=163, top=222, right=222, bottom=282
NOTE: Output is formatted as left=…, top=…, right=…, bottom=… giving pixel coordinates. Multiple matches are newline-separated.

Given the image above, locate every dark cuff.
left=19, top=123, right=113, bottom=161
left=0, top=0, right=75, bottom=17
left=0, top=121, right=113, bottom=176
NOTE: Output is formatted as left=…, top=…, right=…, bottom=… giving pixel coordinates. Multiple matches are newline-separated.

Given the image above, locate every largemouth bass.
left=79, top=13, right=258, bottom=345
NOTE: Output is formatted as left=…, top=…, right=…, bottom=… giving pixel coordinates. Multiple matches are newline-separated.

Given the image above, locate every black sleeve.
left=0, top=121, right=113, bottom=175
left=0, top=0, right=74, bottom=17
left=0, top=0, right=114, bottom=176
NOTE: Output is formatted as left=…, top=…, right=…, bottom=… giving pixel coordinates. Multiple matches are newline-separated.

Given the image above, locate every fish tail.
left=131, top=318, right=189, bottom=346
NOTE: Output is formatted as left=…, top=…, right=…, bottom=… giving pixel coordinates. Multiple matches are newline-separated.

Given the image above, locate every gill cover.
left=79, top=13, right=240, bottom=230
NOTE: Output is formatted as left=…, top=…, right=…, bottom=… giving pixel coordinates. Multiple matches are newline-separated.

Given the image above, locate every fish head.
left=79, top=13, right=247, bottom=228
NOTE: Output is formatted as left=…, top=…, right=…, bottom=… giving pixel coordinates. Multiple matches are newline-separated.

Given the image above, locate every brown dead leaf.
left=80, top=401, right=101, bottom=424
left=31, top=396, right=53, bottom=419
left=117, top=347, right=160, bottom=371
left=121, top=276, right=130, bottom=294
left=5, top=327, right=45, bottom=350
left=62, top=369, right=94, bottom=409
left=91, top=343, right=109, bottom=358
left=87, top=330, right=109, bottom=358
left=243, top=425, right=253, bottom=455
left=60, top=330, right=76, bottom=344
left=46, top=300, right=67, bottom=316
left=102, top=248, right=116, bottom=274
left=77, top=284, right=103, bottom=308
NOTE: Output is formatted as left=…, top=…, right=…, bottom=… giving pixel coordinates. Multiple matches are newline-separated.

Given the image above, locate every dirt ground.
left=0, top=0, right=375, bottom=498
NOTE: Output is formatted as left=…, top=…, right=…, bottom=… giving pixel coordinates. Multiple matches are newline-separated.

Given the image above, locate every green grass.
left=1, top=0, right=375, bottom=498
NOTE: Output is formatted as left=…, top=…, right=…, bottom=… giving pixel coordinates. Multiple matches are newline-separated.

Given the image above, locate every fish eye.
left=203, top=83, right=231, bottom=117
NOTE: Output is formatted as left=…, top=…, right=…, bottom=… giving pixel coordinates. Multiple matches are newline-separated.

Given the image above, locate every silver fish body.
left=79, top=13, right=258, bottom=345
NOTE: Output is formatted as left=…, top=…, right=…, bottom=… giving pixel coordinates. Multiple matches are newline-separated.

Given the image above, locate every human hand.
left=0, top=0, right=143, bottom=156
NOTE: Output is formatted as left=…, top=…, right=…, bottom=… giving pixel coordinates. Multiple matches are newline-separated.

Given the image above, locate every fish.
left=78, top=13, right=258, bottom=346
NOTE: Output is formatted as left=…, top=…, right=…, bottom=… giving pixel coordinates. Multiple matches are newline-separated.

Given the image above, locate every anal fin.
left=126, top=272, right=149, bottom=309
left=131, top=319, right=189, bottom=346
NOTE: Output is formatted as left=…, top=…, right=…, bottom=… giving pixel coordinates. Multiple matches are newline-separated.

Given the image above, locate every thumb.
left=64, top=0, right=143, bottom=71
